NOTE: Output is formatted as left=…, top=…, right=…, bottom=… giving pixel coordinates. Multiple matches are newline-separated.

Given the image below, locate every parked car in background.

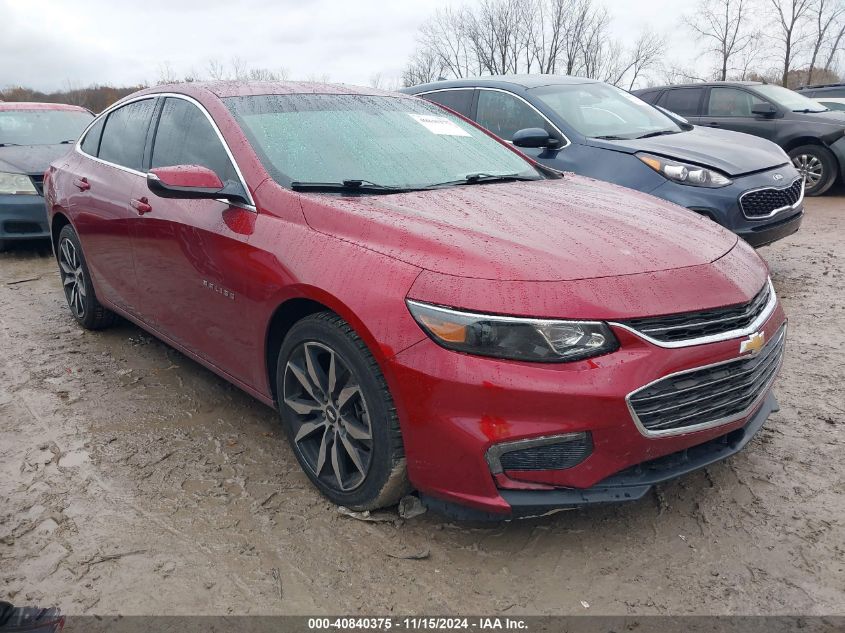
left=796, top=83, right=845, bottom=113
left=44, top=82, right=786, bottom=518
left=635, top=81, right=845, bottom=196
left=403, top=75, right=804, bottom=247
left=0, top=102, right=93, bottom=251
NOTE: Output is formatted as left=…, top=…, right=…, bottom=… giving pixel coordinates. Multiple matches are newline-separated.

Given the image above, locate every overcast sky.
left=1, top=0, right=703, bottom=92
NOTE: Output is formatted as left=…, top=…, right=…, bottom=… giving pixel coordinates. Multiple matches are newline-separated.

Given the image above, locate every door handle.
left=130, top=197, right=152, bottom=215
left=707, top=122, right=720, bottom=127
left=73, top=177, right=90, bottom=191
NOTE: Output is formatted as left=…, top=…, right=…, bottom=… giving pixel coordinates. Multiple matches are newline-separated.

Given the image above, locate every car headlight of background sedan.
left=637, top=153, right=732, bottom=188
left=0, top=172, right=38, bottom=195
left=407, top=300, right=619, bottom=362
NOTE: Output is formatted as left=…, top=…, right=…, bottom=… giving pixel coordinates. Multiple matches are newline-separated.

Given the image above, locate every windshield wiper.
left=58, top=139, right=76, bottom=144
left=424, top=172, right=539, bottom=189
left=793, top=108, right=828, bottom=113
left=636, top=129, right=681, bottom=139
left=592, top=135, right=629, bottom=140
left=290, top=179, right=411, bottom=193
left=0, top=143, right=21, bottom=147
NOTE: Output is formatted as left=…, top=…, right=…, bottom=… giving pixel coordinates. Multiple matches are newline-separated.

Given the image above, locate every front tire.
left=789, top=144, right=837, bottom=196
left=57, top=225, right=115, bottom=330
left=276, top=312, right=409, bottom=510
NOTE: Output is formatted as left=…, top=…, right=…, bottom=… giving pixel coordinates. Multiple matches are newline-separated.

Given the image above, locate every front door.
left=129, top=96, right=259, bottom=383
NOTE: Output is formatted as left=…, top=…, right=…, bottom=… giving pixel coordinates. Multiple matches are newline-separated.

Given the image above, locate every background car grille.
left=499, top=435, right=593, bottom=471
left=619, top=281, right=772, bottom=343
left=628, top=325, right=785, bottom=435
left=29, top=174, right=45, bottom=196
left=740, top=178, right=803, bottom=218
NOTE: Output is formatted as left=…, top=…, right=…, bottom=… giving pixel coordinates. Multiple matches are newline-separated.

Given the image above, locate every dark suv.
left=404, top=76, right=803, bottom=247
left=635, top=81, right=845, bottom=196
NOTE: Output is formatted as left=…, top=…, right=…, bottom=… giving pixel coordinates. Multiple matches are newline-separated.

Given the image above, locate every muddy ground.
left=1, top=194, right=843, bottom=617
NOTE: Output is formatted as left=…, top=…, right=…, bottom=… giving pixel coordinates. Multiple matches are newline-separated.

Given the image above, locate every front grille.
left=740, top=177, right=803, bottom=218
left=499, top=435, right=593, bottom=471
left=619, top=281, right=772, bottom=343
left=3, top=221, right=43, bottom=235
left=29, top=174, right=44, bottom=196
left=627, top=325, right=785, bottom=435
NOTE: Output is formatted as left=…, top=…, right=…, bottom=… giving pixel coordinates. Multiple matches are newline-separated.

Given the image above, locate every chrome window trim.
left=609, top=279, right=777, bottom=349
left=625, top=324, right=786, bottom=438
left=739, top=177, right=804, bottom=220
left=74, top=92, right=256, bottom=211
left=485, top=433, right=586, bottom=475
left=418, top=86, right=572, bottom=149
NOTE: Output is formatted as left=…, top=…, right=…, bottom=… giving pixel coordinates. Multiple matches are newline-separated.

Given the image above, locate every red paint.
left=45, top=82, right=785, bottom=515
left=0, top=102, right=91, bottom=113
left=150, top=165, right=223, bottom=189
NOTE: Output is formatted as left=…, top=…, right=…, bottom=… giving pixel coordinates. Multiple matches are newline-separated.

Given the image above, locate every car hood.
left=585, top=126, right=787, bottom=176
left=299, top=175, right=738, bottom=282
left=792, top=109, right=845, bottom=125
left=0, top=144, right=73, bottom=175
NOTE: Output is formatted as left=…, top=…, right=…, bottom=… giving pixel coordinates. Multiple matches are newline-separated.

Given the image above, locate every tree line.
left=402, top=0, right=845, bottom=89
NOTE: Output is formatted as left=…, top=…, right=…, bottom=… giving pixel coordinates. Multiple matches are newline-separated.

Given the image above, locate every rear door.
left=130, top=95, right=258, bottom=382
left=69, top=98, right=156, bottom=312
left=698, top=86, right=780, bottom=141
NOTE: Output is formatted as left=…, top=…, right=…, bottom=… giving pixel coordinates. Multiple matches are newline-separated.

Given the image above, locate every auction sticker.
left=407, top=113, right=471, bottom=136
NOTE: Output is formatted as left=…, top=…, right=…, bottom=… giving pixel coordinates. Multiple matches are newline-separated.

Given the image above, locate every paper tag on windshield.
left=407, top=113, right=471, bottom=136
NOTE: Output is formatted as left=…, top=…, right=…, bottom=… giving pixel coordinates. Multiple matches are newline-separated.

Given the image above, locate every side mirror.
left=512, top=127, right=560, bottom=149
left=751, top=103, right=777, bottom=117
left=147, top=165, right=248, bottom=204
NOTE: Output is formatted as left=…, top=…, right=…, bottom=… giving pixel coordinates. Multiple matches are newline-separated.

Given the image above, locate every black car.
left=634, top=81, right=845, bottom=196
left=0, top=102, right=93, bottom=251
left=403, top=75, right=803, bottom=247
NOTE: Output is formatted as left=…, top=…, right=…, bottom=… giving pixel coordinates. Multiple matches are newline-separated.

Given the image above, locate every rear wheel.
left=789, top=144, right=837, bottom=196
left=276, top=312, right=409, bottom=510
left=57, top=225, right=115, bottom=330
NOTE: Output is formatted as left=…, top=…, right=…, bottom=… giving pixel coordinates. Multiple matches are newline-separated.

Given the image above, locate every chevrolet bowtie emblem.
left=740, top=331, right=766, bottom=355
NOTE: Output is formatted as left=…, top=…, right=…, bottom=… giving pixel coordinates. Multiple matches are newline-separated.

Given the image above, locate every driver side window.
left=707, top=88, right=768, bottom=117
left=151, top=97, right=238, bottom=184
left=475, top=90, right=552, bottom=141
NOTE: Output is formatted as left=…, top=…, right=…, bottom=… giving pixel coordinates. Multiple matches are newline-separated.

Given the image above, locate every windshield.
left=225, top=94, right=542, bottom=190
left=531, top=83, right=683, bottom=139
left=754, top=84, right=828, bottom=112
left=0, top=109, right=94, bottom=146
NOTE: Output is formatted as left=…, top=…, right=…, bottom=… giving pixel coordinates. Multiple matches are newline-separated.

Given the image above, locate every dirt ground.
left=1, top=193, right=843, bottom=617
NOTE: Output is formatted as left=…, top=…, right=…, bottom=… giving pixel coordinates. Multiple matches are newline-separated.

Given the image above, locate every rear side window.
left=636, top=90, right=661, bottom=104
left=659, top=88, right=704, bottom=116
left=151, top=98, right=238, bottom=183
left=98, top=99, right=155, bottom=171
left=421, top=90, right=475, bottom=117
left=79, top=117, right=104, bottom=156
left=475, top=90, right=552, bottom=141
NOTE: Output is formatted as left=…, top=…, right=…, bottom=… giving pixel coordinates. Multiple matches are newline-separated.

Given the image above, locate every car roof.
left=129, top=80, right=403, bottom=101
left=797, top=83, right=845, bottom=90
left=0, top=102, right=91, bottom=112
left=404, top=74, right=601, bottom=93
left=638, top=81, right=763, bottom=92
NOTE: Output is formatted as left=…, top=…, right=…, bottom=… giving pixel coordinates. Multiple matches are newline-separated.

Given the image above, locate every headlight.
left=638, top=153, right=732, bottom=187
left=0, top=171, right=38, bottom=195
left=407, top=300, right=619, bottom=363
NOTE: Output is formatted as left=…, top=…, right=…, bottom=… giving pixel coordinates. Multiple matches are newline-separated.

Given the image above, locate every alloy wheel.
left=283, top=341, right=373, bottom=492
left=792, top=153, right=823, bottom=189
left=59, top=237, right=86, bottom=318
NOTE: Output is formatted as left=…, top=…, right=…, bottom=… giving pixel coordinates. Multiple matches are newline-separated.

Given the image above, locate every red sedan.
left=43, top=82, right=786, bottom=519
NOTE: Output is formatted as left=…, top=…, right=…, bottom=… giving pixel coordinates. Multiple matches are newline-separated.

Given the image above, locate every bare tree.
left=206, top=58, right=227, bottom=80
left=402, top=48, right=445, bottom=87
left=685, top=0, right=758, bottom=80
left=767, top=0, right=815, bottom=86
left=807, top=0, right=845, bottom=84
left=823, top=19, right=845, bottom=71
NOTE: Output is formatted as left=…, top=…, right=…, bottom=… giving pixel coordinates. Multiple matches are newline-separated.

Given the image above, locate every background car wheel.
left=276, top=312, right=410, bottom=510
left=0, top=240, right=8, bottom=253
left=789, top=144, right=837, bottom=196
left=57, top=224, right=116, bottom=330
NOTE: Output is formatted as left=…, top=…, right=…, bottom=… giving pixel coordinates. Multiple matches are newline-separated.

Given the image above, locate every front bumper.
left=388, top=304, right=786, bottom=518
left=0, top=194, right=50, bottom=241
left=648, top=166, right=804, bottom=247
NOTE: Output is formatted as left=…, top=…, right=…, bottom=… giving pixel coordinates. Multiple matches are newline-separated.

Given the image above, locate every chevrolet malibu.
left=44, top=82, right=787, bottom=519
